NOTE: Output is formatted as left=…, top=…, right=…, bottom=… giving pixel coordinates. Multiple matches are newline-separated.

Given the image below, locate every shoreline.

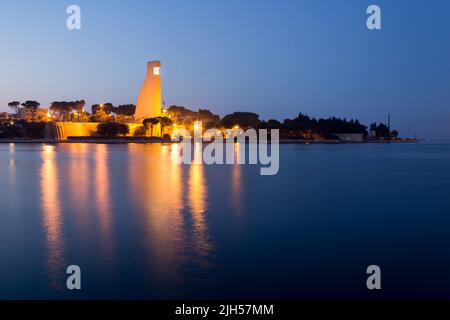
left=0, top=138, right=418, bottom=144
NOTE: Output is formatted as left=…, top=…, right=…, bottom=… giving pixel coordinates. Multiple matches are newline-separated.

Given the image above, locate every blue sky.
left=0, top=0, right=449, bottom=138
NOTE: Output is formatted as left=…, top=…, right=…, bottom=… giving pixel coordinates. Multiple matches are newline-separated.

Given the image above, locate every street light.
left=194, top=121, right=202, bottom=130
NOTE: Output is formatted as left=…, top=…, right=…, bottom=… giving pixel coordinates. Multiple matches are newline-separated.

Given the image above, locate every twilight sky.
left=0, top=0, right=449, bottom=138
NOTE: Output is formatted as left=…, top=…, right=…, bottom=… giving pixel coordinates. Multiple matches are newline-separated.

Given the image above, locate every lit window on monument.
left=154, top=67, right=161, bottom=76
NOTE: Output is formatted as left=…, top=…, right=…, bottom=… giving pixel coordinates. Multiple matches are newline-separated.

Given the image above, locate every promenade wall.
left=47, top=122, right=145, bottom=141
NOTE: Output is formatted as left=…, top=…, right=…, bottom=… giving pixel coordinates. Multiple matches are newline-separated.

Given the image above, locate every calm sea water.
left=1, top=142, right=450, bottom=300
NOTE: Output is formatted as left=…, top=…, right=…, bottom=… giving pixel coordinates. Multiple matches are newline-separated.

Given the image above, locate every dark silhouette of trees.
left=97, top=122, right=129, bottom=137
left=143, top=117, right=161, bottom=137
left=370, top=123, right=377, bottom=132
left=90, top=103, right=114, bottom=122
left=0, top=121, right=45, bottom=139
left=159, top=116, right=173, bottom=127
left=262, top=119, right=282, bottom=129
left=115, top=104, right=136, bottom=116
left=23, top=122, right=46, bottom=139
left=21, top=101, right=40, bottom=109
left=316, top=117, right=367, bottom=135
left=20, top=101, right=41, bottom=121
left=143, top=116, right=172, bottom=127
left=91, top=103, right=114, bottom=115
left=142, top=117, right=172, bottom=137
left=133, top=126, right=147, bottom=137
left=167, top=105, right=220, bottom=127
left=377, top=123, right=390, bottom=137
left=70, top=100, right=86, bottom=112
left=198, top=109, right=220, bottom=128
left=370, top=122, right=391, bottom=138
left=278, top=113, right=367, bottom=138
left=0, top=123, right=22, bottom=138
left=91, top=103, right=135, bottom=122
left=282, top=113, right=316, bottom=131
left=219, top=112, right=261, bottom=129
left=50, top=100, right=86, bottom=121
left=390, top=130, right=399, bottom=139
left=112, top=105, right=136, bottom=123
left=143, top=117, right=160, bottom=126
left=92, top=104, right=136, bottom=116
left=4, top=96, right=401, bottom=141
left=50, top=101, right=64, bottom=114
left=168, top=105, right=198, bottom=121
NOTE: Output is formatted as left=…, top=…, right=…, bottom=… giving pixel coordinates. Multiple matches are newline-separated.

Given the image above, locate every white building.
left=333, top=133, right=365, bottom=142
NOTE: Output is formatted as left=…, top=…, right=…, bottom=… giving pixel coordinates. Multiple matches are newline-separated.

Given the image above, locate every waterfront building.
left=333, top=133, right=365, bottom=142
left=0, top=112, right=14, bottom=124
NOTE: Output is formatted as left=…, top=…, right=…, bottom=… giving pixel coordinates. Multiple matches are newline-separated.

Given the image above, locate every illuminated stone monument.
left=135, top=60, right=162, bottom=120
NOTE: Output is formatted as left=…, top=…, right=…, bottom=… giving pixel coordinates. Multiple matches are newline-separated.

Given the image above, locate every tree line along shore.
left=1, top=101, right=413, bottom=143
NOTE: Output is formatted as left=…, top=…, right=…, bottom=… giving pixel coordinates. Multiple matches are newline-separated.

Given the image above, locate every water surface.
left=1, top=142, right=450, bottom=299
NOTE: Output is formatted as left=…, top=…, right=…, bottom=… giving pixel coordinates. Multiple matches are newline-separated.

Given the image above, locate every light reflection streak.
left=228, top=143, right=244, bottom=216
left=40, top=144, right=64, bottom=290
left=6, top=143, right=17, bottom=221
left=128, top=144, right=185, bottom=285
left=8, top=143, right=16, bottom=184
left=94, top=144, right=114, bottom=263
left=69, top=144, right=89, bottom=229
left=188, top=143, right=212, bottom=259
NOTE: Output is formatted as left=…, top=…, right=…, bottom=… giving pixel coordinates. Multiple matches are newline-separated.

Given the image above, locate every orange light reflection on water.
left=188, top=143, right=212, bottom=258
left=231, top=165, right=244, bottom=215
left=128, top=144, right=186, bottom=284
left=94, top=144, right=114, bottom=263
left=69, top=144, right=90, bottom=230
left=40, top=144, right=64, bottom=290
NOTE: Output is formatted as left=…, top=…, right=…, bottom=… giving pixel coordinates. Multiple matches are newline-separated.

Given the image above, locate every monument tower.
left=135, top=60, right=162, bottom=120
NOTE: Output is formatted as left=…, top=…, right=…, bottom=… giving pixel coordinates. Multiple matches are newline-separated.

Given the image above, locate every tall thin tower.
left=388, top=113, right=391, bottom=132
left=135, top=60, right=162, bottom=120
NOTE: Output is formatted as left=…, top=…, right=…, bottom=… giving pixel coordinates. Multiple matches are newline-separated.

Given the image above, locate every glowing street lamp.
left=194, top=121, right=202, bottom=131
